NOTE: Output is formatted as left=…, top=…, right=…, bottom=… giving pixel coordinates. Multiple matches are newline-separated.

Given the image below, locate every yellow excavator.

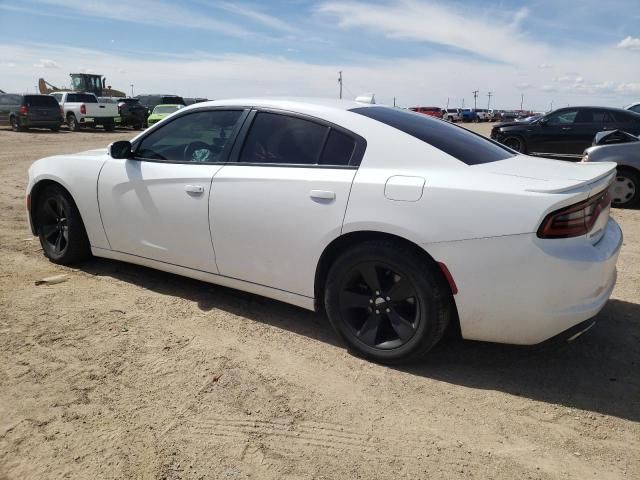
left=38, top=73, right=126, bottom=97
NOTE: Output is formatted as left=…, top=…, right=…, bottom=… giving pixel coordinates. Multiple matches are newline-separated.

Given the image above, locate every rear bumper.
left=22, top=118, right=64, bottom=128
left=424, top=218, right=622, bottom=345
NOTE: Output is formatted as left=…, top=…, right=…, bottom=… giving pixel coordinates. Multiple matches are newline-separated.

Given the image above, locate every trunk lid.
left=475, top=155, right=616, bottom=193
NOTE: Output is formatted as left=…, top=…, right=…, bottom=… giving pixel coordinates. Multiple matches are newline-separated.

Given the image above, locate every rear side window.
left=0, top=94, right=21, bottom=105
left=239, top=112, right=328, bottom=165
left=66, top=93, right=97, bottom=103
left=351, top=106, right=514, bottom=165
left=320, top=129, right=355, bottom=165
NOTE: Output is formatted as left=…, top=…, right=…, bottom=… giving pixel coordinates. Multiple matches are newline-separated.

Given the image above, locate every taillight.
left=80, top=104, right=86, bottom=114
left=19, top=105, right=28, bottom=115
left=537, top=190, right=611, bottom=239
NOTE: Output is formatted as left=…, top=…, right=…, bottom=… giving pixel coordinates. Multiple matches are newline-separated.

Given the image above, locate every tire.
left=501, top=135, right=526, bottom=153
left=50, top=126, right=60, bottom=132
left=324, top=240, right=452, bottom=364
left=67, top=113, right=79, bottom=132
left=611, top=168, right=639, bottom=208
left=35, top=185, right=91, bottom=265
left=10, top=116, right=23, bottom=132
left=473, top=116, right=480, bottom=123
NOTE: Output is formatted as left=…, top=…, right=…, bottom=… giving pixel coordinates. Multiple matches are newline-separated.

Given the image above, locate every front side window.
left=136, top=110, right=243, bottom=162
left=630, top=105, right=640, bottom=114
left=547, top=109, right=578, bottom=124
left=351, top=106, right=514, bottom=165
left=239, top=112, right=328, bottom=165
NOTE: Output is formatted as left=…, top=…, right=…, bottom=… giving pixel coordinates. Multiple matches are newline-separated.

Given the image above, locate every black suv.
left=135, top=94, right=186, bottom=113
left=99, top=97, right=149, bottom=129
left=0, top=93, right=64, bottom=132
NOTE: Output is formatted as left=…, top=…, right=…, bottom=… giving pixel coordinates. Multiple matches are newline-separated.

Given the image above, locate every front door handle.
left=184, top=184, right=204, bottom=194
left=310, top=190, right=336, bottom=201
left=561, top=127, right=572, bottom=131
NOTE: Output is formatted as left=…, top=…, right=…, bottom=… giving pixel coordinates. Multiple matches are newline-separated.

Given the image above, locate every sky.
left=0, top=0, right=639, bottom=111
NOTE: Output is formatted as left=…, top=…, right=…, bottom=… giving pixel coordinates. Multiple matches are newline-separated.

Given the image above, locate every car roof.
left=182, top=97, right=378, bottom=117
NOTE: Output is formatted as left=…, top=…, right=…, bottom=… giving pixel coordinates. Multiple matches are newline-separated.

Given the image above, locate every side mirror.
left=108, top=140, right=132, bottom=159
left=538, top=117, right=548, bottom=125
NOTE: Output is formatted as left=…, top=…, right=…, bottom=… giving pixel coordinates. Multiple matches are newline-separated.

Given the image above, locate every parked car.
left=147, top=104, right=184, bottom=127
left=26, top=98, right=621, bottom=363
left=460, top=109, right=479, bottom=122
left=51, top=92, right=119, bottom=131
left=0, top=93, right=63, bottom=132
left=100, top=97, right=148, bottom=130
left=474, top=109, right=490, bottom=122
left=489, top=110, right=502, bottom=122
left=135, top=94, right=186, bottom=113
left=184, top=97, right=209, bottom=105
left=625, top=103, right=640, bottom=114
left=443, top=108, right=461, bottom=122
left=582, top=129, right=640, bottom=207
left=499, top=110, right=518, bottom=122
left=490, top=106, right=640, bottom=158
left=409, top=106, right=443, bottom=119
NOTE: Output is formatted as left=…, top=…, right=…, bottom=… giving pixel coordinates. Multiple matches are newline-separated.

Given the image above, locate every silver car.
left=582, top=130, right=640, bottom=207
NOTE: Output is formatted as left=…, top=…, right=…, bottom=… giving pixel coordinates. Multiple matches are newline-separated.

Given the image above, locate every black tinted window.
left=136, top=110, right=243, bottom=162
left=66, top=93, right=97, bottom=103
left=240, top=113, right=328, bottom=165
left=25, top=95, right=58, bottom=107
left=630, top=105, right=640, bottom=114
left=320, top=129, right=355, bottom=165
left=351, top=106, right=514, bottom=165
left=547, top=109, right=578, bottom=124
left=613, top=110, right=640, bottom=123
left=0, top=94, right=21, bottom=105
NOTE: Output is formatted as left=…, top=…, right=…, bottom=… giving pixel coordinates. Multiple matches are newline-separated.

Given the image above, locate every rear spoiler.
left=525, top=164, right=616, bottom=194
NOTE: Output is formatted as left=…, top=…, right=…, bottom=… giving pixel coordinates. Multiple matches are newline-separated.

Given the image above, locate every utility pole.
left=130, top=84, right=134, bottom=97
left=487, top=91, right=492, bottom=110
left=446, top=97, right=450, bottom=109
left=393, top=96, right=396, bottom=107
left=462, top=98, right=465, bottom=108
left=338, top=71, right=343, bottom=99
left=549, top=101, right=553, bottom=112
left=520, top=93, right=524, bottom=111
left=472, top=90, right=479, bottom=110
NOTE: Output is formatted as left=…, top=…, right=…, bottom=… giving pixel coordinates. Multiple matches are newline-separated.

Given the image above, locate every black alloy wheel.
left=337, top=261, right=420, bottom=349
left=502, top=135, right=525, bottom=153
left=325, top=241, right=452, bottom=364
left=10, top=116, right=22, bottom=132
left=36, top=186, right=91, bottom=264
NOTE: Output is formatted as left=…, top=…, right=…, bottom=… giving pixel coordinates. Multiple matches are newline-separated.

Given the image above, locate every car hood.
left=474, top=155, right=616, bottom=193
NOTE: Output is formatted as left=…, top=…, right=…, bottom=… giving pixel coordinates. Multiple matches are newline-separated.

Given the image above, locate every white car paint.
left=27, top=97, right=622, bottom=346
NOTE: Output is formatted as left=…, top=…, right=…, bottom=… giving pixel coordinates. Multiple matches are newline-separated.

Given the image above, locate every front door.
left=98, top=109, right=246, bottom=272
left=211, top=111, right=361, bottom=297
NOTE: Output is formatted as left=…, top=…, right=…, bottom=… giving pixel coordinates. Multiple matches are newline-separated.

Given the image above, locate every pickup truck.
left=50, top=92, right=119, bottom=131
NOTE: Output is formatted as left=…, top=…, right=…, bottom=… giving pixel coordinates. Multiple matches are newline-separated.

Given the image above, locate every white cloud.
left=516, top=82, right=532, bottom=90
left=616, top=36, right=640, bottom=51
left=216, top=2, right=300, bottom=34
left=35, top=0, right=250, bottom=37
left=538, top=63, right=553, bottom=69
left=317, top=0, right=544, bottom=64
left=34, top=59, right=60, bottom=69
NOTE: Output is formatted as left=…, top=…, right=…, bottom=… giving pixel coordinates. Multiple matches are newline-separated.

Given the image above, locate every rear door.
left=211, top=110, right=364, bottom=297
left=98, top=108, right=246, bottom=272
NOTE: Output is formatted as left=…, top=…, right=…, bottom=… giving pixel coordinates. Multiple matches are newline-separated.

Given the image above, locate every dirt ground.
left=0, top=123, right=638, bottom=480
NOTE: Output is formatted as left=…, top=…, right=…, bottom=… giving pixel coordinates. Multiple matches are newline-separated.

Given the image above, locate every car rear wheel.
left=10, top=116, right=23, bottom=132
left=324, top=241, right=452, bottom=364
left=502, top=135, right=526, bottom=153
left=611, top=168, right=639, bottom=208
left=35, top=185, right=91, bottom=264
left=67, top=113, right=79, bottom=132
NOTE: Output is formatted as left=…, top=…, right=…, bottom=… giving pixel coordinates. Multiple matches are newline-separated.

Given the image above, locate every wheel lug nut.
left=386, top=297, right=390, bottom=301
left=375, top=310, right=380, bottom=314
left=386, top=308, right=390, bottom=313
left=369, top=299, right=373, bottom=303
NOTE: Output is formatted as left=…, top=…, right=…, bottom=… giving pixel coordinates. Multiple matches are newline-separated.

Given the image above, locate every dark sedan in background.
left=491, top=106, right=640, bottom=159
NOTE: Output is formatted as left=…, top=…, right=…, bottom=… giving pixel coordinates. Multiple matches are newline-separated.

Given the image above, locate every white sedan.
left=26, top=98, right=622, bottom=363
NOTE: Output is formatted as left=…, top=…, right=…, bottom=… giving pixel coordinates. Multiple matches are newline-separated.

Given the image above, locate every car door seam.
left=96, top=158, right=113, bottom=250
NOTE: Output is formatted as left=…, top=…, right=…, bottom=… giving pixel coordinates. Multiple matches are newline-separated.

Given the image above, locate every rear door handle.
left=310, top=190, right=336, bottom=200
left=184, top=184, right=204, bottom=194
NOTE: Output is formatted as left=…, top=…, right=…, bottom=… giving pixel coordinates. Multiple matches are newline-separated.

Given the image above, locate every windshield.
left=153, top=105, right=181, bottom=114
left=350, top=106, right=515, bottom=165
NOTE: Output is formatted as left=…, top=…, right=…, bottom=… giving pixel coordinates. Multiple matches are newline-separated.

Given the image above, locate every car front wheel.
left=501, top=135, right=526, bottom=153
left=611, top=168, right=639, bottom=208
left=324, top=241, right=452, bottom=364
left=35, top=185, right=91, bottom=264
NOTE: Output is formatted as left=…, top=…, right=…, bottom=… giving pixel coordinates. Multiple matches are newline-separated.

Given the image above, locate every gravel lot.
left=1, top=124, right=638, bottom=479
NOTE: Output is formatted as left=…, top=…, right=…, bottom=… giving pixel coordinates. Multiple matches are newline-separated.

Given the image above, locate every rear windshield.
left=120, top=98, right=140, bottom=105
left=351, top=106, right=515, bottom=165
left=153, top=105, right=181, bottom=114
left=162, top=96, right=185, bottom=105
left=66, top=93, right=97, bottom=103
left=25, top=95, right=59, bottom=107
